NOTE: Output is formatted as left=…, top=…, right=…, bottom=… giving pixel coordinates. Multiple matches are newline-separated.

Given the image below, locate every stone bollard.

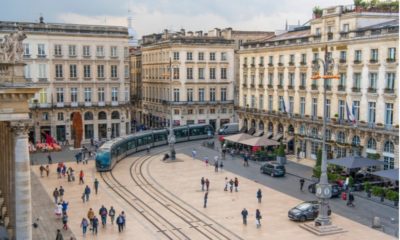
left=372, top=216, right=382, bottom=229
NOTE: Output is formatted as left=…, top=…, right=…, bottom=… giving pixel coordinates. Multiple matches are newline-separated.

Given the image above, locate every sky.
left=1, top=0, right=353, bottom=38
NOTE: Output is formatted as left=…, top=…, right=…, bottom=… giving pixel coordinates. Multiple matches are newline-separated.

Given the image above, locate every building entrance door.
left=111, top=123, right=120, bottom=138
left=56, top=125, right=66, bottom=142
left=98, top=124, right=107, bottom=140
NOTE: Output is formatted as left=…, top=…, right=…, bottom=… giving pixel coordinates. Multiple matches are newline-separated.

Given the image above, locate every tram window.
left=190, top=127, right=206, bottom=136
left=174, top=129, right=188, bottom=138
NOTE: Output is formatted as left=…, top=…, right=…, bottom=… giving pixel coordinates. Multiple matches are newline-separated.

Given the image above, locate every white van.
left=218, top=123, right=239, bottom=135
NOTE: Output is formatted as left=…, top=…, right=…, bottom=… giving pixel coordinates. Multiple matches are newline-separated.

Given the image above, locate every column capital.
left=10, top=120, right=31, bottom=137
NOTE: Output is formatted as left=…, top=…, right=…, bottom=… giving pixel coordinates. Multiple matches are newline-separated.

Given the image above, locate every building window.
left=69, top=64, right=77, bottom=78
left=209, top=52, right=216, bottom=61
left=268, top=95, right=273, bottom=111
left=98, top=87, right=105, bottom=102
left=385, top=103, right=393, bottom=126
left=174, top=109, right=180, bottom=115
left=268, top=73, right=273, bottom=85
left=39, top=88, right=47, bottom=104
left=38, top=64, right=47, bottom=79
left=340, top=51, right=347, bottom=62
left=342, top=24, right=349, bottom=32
left=124, top=87, right=129, bottom=102
left=54, top=44, right=62, bottom=56
left=259, top=95, right=264, bottom=110
left=38, top=44, right=46, bottom=56
left=339, top=73, right=346, bottom=87
left=300, top=97, right=305, bottom=116
left=251, top=57, right=255, bottom=65
left=312, top=98, right=317, bottom=117
left=210, top=68, right=216, bottom=79
left=187, top=89, right=193, bottom=102
left=188, top=109, right=194, bottom=115
left=111, top=65, right=118, bottom=78
left=111, top=87, right=118, bottom=102
left=23, top=43, right=30, bottom=56
left=124, top=65, right=129, bottom=78
left=173, top=52, right=179, bottom=60
left=300, top=73, right=306, bottom=87
left=353, top=73, right=361, bottom=89
left=221, top=68, right=227, bottom=79
left=198, top=68, right=204, bottom=79
left=209, top=88, right=216, bottom=102
left=338, top=100, right=345, bottom=120
left=173, top=89, right=180, bottom=102
left=56, top=88, right=64, bottom=103
left=369, top=72, right=377, bottom=89
left=279, top=96, right=285, bottom=112
left=367, top=138, right=376, bottom=150
left=268, top=56, right=273, bottom=64
left=370, top=49, right=378, bottom=61
left=384, top=141, right=394, bottom=154
left=111, top=46, right=117, bottom=57
left=84, top=88, right=92, bottom=102
left=221, top=52, right=227, bottom=61
left=83, top=65, right=91, bottom=78
left=85, top=124, right=94, bottom=139
left=259, top=56, right=264, bottom=65
left=83, top=46, right=90, bottom=57
left=288, top=73, right=294, bottom=86
left=186, top=68, right=193, bottom=79
left=96, top=46, right=104, bottom=57
left=353, top=101, right=360, bottom=120
left=186, top=52, right=193, bottom=61
left=198, top=52, right=204, bottom=61
left=278, top=73, right=284, bottom=86
left=70, top=88, right=78, bottom=103
left=42, top=112, right=49, bottom=121
left=251, top=95, right=256, bottom=108
left=198, top=109, right=204, bottom=114
left=384, top=156, right=395, bottom=170
left=368, top=102, right=376, bottom=124
left=97, top=65, right=104, bottom=78
left=354, top=50, right=362, bottom=62
left=311, top=142, right=319, bottom=156
left=68, top=45, right=76, bottom=57
left=337, top=131, right=346, bottom=143
left=316, top=28, right=321, bottom=35
left=199, top=88, right=205, bottom=102
left=325, top=99, right=331, bottom=119
left=243, top=94, right=247, bottom=107
left=221, top=88, right=227, bottom=101
left=55, top=64, right=63, bottom=78
left=289, top=96, right=294, bottom=114
left=313, top=52, right=319, bottom=61
left=84, top=112, right=94, bottom=121
left=24, top=65, right=31, bottom=78
left=289, top=54, right=295, bottom=64
left=173, top=68, right=179, bottom=79
left=57, top=112, right=64, bottom=121
left=388, top=47, right=396, bottom=60
left=386, top=72, right=395, bottom=90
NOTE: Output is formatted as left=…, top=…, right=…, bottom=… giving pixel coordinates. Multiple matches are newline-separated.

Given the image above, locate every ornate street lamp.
left=167, top=58, right=176, bottom=160
left=311, top=45, right=339, bottom=226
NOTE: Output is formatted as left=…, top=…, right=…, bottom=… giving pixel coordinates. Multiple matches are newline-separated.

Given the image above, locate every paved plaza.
left=30, top=141, right=397, bottom=240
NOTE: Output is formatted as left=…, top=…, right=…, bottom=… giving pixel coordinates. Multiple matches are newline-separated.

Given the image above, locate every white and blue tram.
left=95, top=124, right=214, bottom=171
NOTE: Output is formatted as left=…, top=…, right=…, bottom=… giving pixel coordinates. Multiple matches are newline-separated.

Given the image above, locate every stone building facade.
left=129, top=47, right=142, bottom=129
left=238, top=5, right=399, bottom=169
left=0, top=20, right=131, bottom=144
left=140, top=29, right=236, bottom=130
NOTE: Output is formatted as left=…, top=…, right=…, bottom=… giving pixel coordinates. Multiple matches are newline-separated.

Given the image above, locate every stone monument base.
left=300, top=222, right=347, bottom=236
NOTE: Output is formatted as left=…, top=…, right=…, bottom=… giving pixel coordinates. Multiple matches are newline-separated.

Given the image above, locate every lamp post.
left=311, top=45, right=339, bottom=226
left=167, top=58, right=176, bottom=160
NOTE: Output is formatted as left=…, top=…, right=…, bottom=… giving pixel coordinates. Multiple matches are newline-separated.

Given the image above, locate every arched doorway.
left=287, top=124, right=295, bottom=153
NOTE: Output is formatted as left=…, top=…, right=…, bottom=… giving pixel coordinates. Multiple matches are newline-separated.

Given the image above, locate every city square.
left=0, top=0, right=399, bottom=239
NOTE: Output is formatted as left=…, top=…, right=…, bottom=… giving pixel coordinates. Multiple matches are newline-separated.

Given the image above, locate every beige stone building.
left=238, top=5, right=399, bottom=169
left=140, top=29, right=236, bottom=130
left=129, top=47, right=142, bottom=129
left=0, top=19, right=131, bottom=144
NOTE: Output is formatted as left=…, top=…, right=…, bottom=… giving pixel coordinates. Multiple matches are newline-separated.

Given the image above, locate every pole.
left=168, top=58, right=176, bottom=160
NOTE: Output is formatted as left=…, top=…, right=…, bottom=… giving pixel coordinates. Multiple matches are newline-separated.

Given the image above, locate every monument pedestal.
left=300, top=222, right=346, bottom=236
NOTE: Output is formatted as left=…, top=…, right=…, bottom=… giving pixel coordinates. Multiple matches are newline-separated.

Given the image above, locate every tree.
left=313, top=149, right=323, bottom=178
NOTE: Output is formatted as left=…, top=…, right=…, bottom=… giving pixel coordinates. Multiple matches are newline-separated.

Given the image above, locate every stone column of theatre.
left=12, top=123, right=32, bottom=240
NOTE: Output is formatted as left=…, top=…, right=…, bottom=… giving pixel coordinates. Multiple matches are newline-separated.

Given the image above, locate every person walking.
left=99, top=205, right=108, bottom=227
left=203, top=191, right=208, bottom=208
left=255, top=209, right=262, bottom=228
left=55, top=229, right=63, bottom=240
left=204, top=156, right=209, bottom=167
left=191, top=149, right=197, bottom=160
left=109, top=206, right=116, bottom=225
left=92, top=216, right=99, bottom=235
left=94, top=178, right=99, bottom=195
left=224, top=177, right=228, bottom=191
left=59, top=186, right=65, bottom=202
left=39, top=165, right=45, bottom=177
left=45, top=165, right=50, bottom=177
left=229, top=179, right=234, bottom=193
left=61, top=201, right=69, bottom=214
left=234, top=177, right=239, bottom=192
left=241, top=208, right=248, bottom=225
left=205, top=178, right=210, bottom=191
left=116, top=214, right=125, bottom=232
left=219, top=161, right=224, bottom=171
left=201, top=177, right=205, bottom=191
left=79, top=170, right=84, bottom=184
left=347, top=191, right=355, bottom=207
left=80, top=218, right=89, bottom=236
left=214, top=161, right=218, bottom=172
left=121, top=211, right=126, bottom=229
left=53, top=188, right=59, bottom=204
left=87, top=208, right=95, bottom=226
left=300, top=178, right=305, bottom=191
left=54, top=203, right=62, bottom=219
left=84, top=185, right=91, bottom=202
left=257, top=189, right=262, bottom=203
left=62, top=213, right=68, bottom=230
left=47, top=153, right=52, bottom=165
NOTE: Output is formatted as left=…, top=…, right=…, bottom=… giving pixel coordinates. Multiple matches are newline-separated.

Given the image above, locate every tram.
left=95, top=124, right=214, bottom=171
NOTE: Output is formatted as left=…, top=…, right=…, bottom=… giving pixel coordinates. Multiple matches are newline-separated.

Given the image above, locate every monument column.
left=11, top=121, right=32, bottom=240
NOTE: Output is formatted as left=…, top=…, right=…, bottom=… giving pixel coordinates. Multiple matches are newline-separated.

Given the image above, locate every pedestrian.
left=229, top=179, right=234, bottom=193
left=54, top=203, right=62, bottom=219
left=61, top=201, right=69, bottom=214
left=81, top=218, right=89, bottom=236
left=204, top=156, right=209, bottom=167
left=121, top=211, right=126, bottom=229
left=147, top=145, right=151, bottom=153
left=116, top=214, right=125, bottom=232
left=234, top=177, right=239, bottom=192
left=79, top=170, right=84, bottom=184
left=92, top=216, right=99, bottom=235
left=99, top=205, right=108, bottom=227
left=241, top=208, right=248, bottom=225
left=347, top=191, right=355, bottom=207
left=191, top=149, right=197, bottom=159
left=87, top=208, right=95, bottom=226
left=47, top=153, right=52, bottom=165
left=219, top=161, right=223, bottom=171
left=214, top=155, right=219, bottom=164
left=53, top=188, right=59, bottom=204
left=94, top=178, right=99, bottom=195
left=84, top=185, right=91, bottom=202
left=62, top=165, right=67, bottom=178
left=39, top=165, right=45, bottom=177
left=255, top=209, right=262, bottom=228
left=45, top=165, right=50, bottom=177
left=201, top=177, right=205, bottom=191
left=59, top=186, right=65, bottom=202
left=205, top=178, right=210, bottom=191
left=62, top=213, right=68, bottom=230
left=214, top=161, right=218, bottom=172
left=203, top=191, right=208, bottom=208
left=257, top=189, right=262, bottom=203
left=55, top=229, right=63, bottom=240
left=224, top=177, right=228, bottom=191
left=57, top=166, right=61, bottom=179
left=75, top=153, right=80, bottom=164
left=300, top=178, right=305, bottom=191
left=81, top=191, right=86, bottom=203
left=109, top=206, right=116, bottom=225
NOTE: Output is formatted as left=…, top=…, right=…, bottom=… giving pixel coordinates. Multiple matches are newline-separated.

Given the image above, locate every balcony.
left=277, top=85, right=283, bottom=89
left=369, top=59, right=378, bottom=64
left=288, top=62, right=295, bottom=66
left=259, top=63, right=264, bottom=67
left=325, top=85, right=332, bottom=91
left=339, top=59, right=347, bottom=64
left=56, top=102, right=64, bottom=108
left=311, top=84, right=318, bottom=90
left=84, top=102, right=92, bottom=107
left=98, top=101, right=105, bottom=107
left=71, top=102, right=78, bottom=107
left=250, top=64, right=256, bottom=68
left=327, top=32, right=333, bottom=41
left=268, top=63, right=274, bottom=67
left=288, top=85, right=294, bottom=90
left=258, top=84, right=264, bottom=89
left=300, top=61, right=306, bottom=66
left=299, top=85, right=306, bottom=91
left=38, top=78, right=48, bottom=83
left=242, top=83, right=248, bottom=88
left=278, top=63, right=284, bottom=67
left=37, top=54, right=47, bottom=59
left=386, top=58, right=396, bottom=63
left=353, top=60, right=362, bottom=64
left=367, top=87, right=377, bottom=93
left=340, top=32, right=349, bottom=39
left=352, top=87, right=361, bottom=92
left=385, top=124, right=393, bottom=131
left=111, top=101, right=119, bottom=106
left=337, top=85, right=346, bottom=91
left=250, top=84, right=255, bottom=89
left=23, top=54, right=31, bottom=59
left=242, top=64, right=247, bottom=68
left=267, top=84, right=273, bottom=89
left=384, top=88, right=395, bottom=94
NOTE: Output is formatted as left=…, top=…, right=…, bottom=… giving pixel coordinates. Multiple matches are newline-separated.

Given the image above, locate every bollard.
left=372, top=216, right=382, bottom=229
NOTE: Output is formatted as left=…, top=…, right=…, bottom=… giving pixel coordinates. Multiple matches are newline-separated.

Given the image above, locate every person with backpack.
left=47, top=153, right=52, bottom=164
left=109, top=206, right=116, bottom=225
left=99, top=205, right=108, bottom=227
left=229, top=179, right=234, bottom=192
left=116, top=214, right=125, bottom=232
left=80, top=218, right=89, bottom=235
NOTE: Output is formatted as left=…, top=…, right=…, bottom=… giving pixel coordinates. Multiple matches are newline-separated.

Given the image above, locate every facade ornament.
left=10, top=120, right=31, bottom=136
left=0, top=27, right=27, bottom=63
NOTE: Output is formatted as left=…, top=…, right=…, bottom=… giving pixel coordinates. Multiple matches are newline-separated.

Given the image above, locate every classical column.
left=11, top=122, right=32, bottom=240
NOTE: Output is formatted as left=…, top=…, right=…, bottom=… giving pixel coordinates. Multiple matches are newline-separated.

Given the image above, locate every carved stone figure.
left=0, top=27, right=26, bottom=62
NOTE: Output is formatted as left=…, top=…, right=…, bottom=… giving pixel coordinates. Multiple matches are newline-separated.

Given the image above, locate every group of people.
left=83, top=207, right=126, bottom=235
left=53, top=186, right=70, bottom=231
left=224, top=177, right=240, bottom=192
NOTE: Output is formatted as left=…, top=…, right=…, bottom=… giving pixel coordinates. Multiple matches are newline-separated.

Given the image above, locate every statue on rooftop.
left=0, top=27, right=27, bottom=63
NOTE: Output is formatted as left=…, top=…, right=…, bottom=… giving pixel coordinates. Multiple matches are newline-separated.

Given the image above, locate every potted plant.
left=364, top=182, right=372, bottom=197
left=313, top=6, right=323, bottom=18
left=276, top=141, right=287, bottom=165
left=386, top=190, right=399, bottom=207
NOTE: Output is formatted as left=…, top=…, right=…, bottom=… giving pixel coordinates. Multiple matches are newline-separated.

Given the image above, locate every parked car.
left=260, top=161, right=285, bottom=177
left=288, top=201, right=332, bottom=222
left=308, top=182, right=341, bottom=198
left=218, top=123, right=239, bottom=135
